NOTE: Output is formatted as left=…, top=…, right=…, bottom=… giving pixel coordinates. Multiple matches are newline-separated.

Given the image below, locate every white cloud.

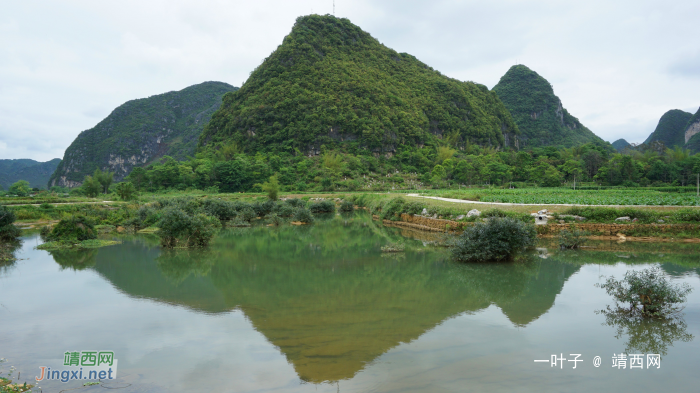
left=1, top=0, right=699, bottom=160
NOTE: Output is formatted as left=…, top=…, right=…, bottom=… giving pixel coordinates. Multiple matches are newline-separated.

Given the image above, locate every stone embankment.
left=372, top=213, right=700, bottom=240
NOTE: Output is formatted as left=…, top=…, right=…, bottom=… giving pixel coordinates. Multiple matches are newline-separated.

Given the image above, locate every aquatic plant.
left=451, top=217, right=536, bottom=262
left=339, top=199, right=354, bottom=212
left=381, top=241, right=405, bottom=252
left=596, top=266, right=692, bottom=318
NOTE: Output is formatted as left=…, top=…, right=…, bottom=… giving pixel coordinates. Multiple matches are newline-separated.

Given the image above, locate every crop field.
left=421, top=188, right=700, bottom=206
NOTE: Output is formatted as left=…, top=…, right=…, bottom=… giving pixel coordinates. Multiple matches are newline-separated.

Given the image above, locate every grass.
left=37, top=239, right=121, bottom=250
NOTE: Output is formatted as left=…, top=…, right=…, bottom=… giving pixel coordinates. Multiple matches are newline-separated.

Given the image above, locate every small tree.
left=9, top=180, right=31, bottom=196
left=558, top=225, right=590, bottom=249
left=94, top=168, right=114, bottom=194
left=261, top=174, right=280, bottom=200
left=82, top=175, right=102, bottom=197
left=452, top=217, right=536, bottom=262
left=115, top=182, right=136, bottom=201
left=596, top=267, right=692, bottom=318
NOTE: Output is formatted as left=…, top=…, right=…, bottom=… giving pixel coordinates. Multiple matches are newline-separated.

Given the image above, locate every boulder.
left=421, top=208, right=429, bottom=216
left=466, top=209, right=481, bottom=218
left=456, top=215, right=465, bottom=220
left=538, top=209, right=549, bottom=215
left=615, top=216, right=631, bottom=222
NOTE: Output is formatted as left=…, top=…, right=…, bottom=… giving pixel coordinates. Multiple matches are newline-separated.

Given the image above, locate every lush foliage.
left=611, top=139, right=630, bottom=152
left=492, top=65, right=606, bottom=148
left=596, top=267, right=692, bottom=318
left=200, top=14, right=518, bottom=154
left=49, top=82, right=237, bottom=187
left=451, top=217, right=536, bottom=262
left=293, top=207, right=314, bottom=224
left=643, top=109, right=693, bottom=148
left=0, top=205, right=20, bottom=241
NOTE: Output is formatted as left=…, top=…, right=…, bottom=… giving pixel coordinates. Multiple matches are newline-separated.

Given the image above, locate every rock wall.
left=372, top=213, right=700, bottom=237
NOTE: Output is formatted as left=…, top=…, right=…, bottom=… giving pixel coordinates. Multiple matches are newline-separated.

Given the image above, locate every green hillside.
left=643, top=109, right=693, bottom=148
left=199, top=14, right=518, bottom=154
left=49, top=81, right=237, bottom=187
left=611, top=138, right=631, bottom=151
left=491, top=65, right=606, bottom=148
left=684, top=107, right=700, bottom=154
left=0, top=158, right=61, bottom=189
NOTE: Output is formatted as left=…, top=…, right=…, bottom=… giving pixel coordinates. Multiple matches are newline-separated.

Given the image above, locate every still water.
left=1, top=212, right=700, bottom=392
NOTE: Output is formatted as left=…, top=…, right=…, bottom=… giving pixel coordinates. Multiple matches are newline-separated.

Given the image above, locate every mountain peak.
left=643, top=109, right=692, bottom=148
left=492, top=65, right=606, bottom=148
left=200, top=17, right=518, bottom=154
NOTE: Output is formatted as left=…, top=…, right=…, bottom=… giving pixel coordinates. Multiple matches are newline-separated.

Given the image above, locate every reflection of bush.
left=0, top=239, right=22, bottom=268
left=598, top=309, right=693, bottom=357
left=156, top=249, right=214, bottom=284
left=50, top=248, right=98, bottom=270
left=449, top=256, right=540, bottom=305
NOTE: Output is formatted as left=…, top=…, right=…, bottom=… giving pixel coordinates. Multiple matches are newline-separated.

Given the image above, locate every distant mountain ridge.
left=199, top=14, right=519, bottom=155
left=0, top=159, right=61, bottom=190
left=611, top=139, right=631, bottom=151
left=492, top=65, right=607, bottom=148
left=49, top=81, right=237, bottom=187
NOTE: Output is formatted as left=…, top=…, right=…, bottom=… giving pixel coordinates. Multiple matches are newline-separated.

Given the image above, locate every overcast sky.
left=2, top=0, right=699, bottom=161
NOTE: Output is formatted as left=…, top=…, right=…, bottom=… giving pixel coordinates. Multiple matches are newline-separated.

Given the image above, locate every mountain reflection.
left=73, top=213, right=578, bottom=383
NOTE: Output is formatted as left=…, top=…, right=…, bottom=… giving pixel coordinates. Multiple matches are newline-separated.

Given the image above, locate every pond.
left=1, top=212, right=700, bottom=392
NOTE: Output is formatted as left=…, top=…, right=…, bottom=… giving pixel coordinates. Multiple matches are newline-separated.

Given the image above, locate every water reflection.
left=598, top=310, right=694, bottom=357
left=68, top=213, right=579, bottom=383
left=38, top=214, right=700, bottom=386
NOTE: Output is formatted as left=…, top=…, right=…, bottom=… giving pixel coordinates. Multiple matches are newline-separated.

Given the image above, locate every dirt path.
left=404, top=194, right=699, bottom=209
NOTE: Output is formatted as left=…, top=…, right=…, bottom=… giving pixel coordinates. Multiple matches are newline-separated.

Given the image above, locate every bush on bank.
left=451, top=217, right=536, bottom=262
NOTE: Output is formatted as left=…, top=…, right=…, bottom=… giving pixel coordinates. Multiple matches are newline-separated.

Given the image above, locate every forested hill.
left=491, top=65, right=607, bottom=148
left=611, top=139, right=631, bottom=151
left=0, top=158, right=61, bottom=190
left=199, top=14, right=519, bottom=155
left=643, top=109, right=693, bottom=148
left=684, top=107, right=700, bottom=154
left=49, top=81, right=237, bottom=188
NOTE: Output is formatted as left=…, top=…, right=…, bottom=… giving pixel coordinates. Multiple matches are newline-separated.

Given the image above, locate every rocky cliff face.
left=50, top=81, right=237, bottom=187
left=684, top=107, right=700, bottom=144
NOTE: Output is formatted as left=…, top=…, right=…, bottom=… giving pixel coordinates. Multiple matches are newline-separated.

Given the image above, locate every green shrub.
left=274, top=203, right=295, bottom=217
left=672, top=208, right=700, bottom=222
left=46, top=215, right=97, bottom=242
left=309, top=200, right=336, bottom=213
left=252, top=200, right=275, bottom=217
left=558, top=225, right=590, bottom=249
left=285, top=198, right=306, bottom=208
left=202, top=199, right=237, bottom=222
left=451, top=217, right=536, bottom=262
left=240, top=206, right=257, bottom=222
left=39, top=203, right=53, bottom=210
left=596, top=267, right=692, bottom=318
left=339, top=199, right=354, bottom=212
left=0, top=205, right=21, bottom=241
left=293, top=207, right=314, bottom=224
left=267, top=213, right=284, bottom=226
